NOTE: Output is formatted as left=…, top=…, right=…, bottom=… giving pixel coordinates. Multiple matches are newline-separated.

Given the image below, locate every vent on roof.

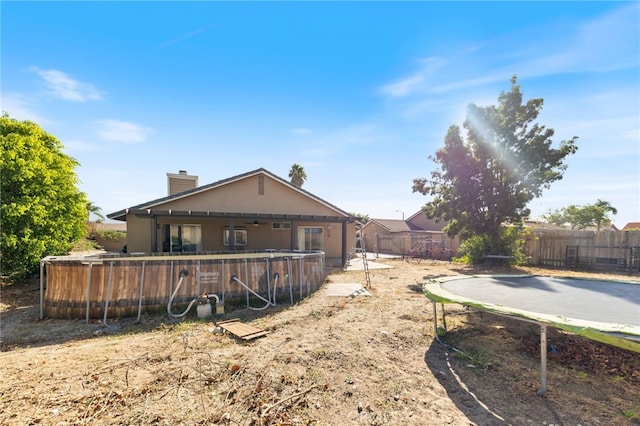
left=167, top=171, right=198, bottom=196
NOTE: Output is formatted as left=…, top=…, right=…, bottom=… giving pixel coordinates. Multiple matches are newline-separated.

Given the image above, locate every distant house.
left=361, top=210, right=453, bottom=256
left=623, top=222, right=640, bottom=231
left=107, top=168, right=356, bottom=267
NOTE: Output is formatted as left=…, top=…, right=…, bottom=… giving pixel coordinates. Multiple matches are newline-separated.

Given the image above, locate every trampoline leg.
left=537, top=324, right=547, bottom=396
left=432, top=301, right=438, bottom=336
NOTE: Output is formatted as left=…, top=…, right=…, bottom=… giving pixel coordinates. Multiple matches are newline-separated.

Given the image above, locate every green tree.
left=412, top=77, right=578, bottom=262
left=87, top=201, right=105, bottom=222
left=1, top=114, right=88, bottom=277
left=288, top=163, right=307, bottom=188
left=350, top=212, right=370, bottom=223
left=542, top=199, right=617, bottom=230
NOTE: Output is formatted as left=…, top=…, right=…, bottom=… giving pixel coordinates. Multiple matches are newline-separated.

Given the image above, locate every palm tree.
left=87, top=201, right=105, bottom=223
left=593, top=199, right=617, bottom=231
left=288, top=163, right=307, bottom=188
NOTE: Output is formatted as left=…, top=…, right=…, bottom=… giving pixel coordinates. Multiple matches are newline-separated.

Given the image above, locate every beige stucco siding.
left=126, top=215, right=152, bottom=253
left=152, top=175, right=339, bottom=217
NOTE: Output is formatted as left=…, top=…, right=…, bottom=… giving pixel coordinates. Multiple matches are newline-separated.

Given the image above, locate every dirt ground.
left=1, top=258, right=640, bottom=425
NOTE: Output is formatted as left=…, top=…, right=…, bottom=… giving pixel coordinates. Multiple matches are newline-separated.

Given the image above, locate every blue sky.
left=2, top=1, right=639, bottom=227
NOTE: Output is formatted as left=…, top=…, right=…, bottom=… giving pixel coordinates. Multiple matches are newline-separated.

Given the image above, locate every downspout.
left=341, top=221, right=348, bottom=267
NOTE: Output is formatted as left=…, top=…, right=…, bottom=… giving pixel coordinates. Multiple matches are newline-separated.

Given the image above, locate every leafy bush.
left=454, top=225, right=528, bottom=265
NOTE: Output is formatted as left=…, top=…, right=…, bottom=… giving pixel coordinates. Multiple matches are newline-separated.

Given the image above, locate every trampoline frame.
left=424, top=274, right=640, bottom=396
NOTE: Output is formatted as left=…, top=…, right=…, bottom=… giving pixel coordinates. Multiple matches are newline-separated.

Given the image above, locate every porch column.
left=229, top=219, right=235, bottom=250
left=151, top=215, right=158, bottom=252
left=290, top=220, right=297, bottom=250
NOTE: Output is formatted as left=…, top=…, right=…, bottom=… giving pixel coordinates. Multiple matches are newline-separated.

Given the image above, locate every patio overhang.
left=113, top=208, right=350, bottom=223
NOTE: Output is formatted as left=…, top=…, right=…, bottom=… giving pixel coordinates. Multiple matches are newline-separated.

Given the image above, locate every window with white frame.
left=223, top=227, right=248, bottom=246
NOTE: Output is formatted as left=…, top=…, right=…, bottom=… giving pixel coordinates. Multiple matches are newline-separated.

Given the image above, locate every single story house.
left=107, top=168, right=357, bottom=267
left=362, top=210, right=456, bottom=257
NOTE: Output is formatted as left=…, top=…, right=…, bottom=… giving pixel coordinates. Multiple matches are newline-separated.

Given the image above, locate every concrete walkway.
left=344, top=253, right=397, bottom=271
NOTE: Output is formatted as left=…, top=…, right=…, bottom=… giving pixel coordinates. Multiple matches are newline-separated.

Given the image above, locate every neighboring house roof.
left=94, top=222, right=127, bottom=232
left=523, top=221, right=570, bottom=231
left=366, top=218, right=412, bottom=233
left=623, top=222, right=640, bottom=230
left=405, top=210, right=425, bottom=222
left=107, top=168, right=351, bottom=221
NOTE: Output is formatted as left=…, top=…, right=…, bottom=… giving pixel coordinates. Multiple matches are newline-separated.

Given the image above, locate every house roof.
left=623, top=222, right=640, bottom=230
left=107, top=168, right=351, bottom=222
left=366, top=218, right=412, bottom=233
left=405, top=210, right=426, bottom=222
left=94, top=222, right=127, bottom=232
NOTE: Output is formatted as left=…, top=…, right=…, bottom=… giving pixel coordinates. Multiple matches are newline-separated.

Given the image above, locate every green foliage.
left=91, top=229, right=127, bottom=241
left=288, top=163, right=307, bottom=188
left=454, top=225, right=528, bottom=265
left=1, top=114, right=88, bottom=277
left=350, top=212, right=370, bottom=223
left=71, top=237, right=103, bottom=252
left=542, top=199, right=617, bottom=230
left=412, top=76, right=578, bottom=253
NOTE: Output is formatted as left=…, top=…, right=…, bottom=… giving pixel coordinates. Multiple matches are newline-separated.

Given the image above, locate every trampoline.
left=423, top=275, right=640, bottom=395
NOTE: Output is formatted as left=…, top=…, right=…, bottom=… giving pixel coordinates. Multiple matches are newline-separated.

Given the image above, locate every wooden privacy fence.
left=40, top=251, right=326, bottom=321
left=372, top=232, right=462, bottom=258
left=524, top=229, right=640, bottom=272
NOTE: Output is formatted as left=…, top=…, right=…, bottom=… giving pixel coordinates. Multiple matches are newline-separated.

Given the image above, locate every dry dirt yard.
left=1, top=258, right=640, bottom=425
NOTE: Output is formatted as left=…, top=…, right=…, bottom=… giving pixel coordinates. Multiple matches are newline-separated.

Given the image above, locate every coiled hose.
left=167, top=269, right=199, bottom=318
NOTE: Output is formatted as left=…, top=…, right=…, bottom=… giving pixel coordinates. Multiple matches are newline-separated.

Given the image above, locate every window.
left=272, top=221, right=291, bottom=230
left=163, top=224, right=202, bottom=252
left=298, top=226, right=323, bottom=250
left=223, top=227, right=248, bottom=246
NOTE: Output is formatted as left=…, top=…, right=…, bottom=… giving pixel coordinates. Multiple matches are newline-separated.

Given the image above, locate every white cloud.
left=63, top=139, right=102, bottom=153
left=31, top=67, right=104, bottom=102
left=1, top=93, right=48, bottom=123
left=379, top=57, right=446, bottom=98
left=379, top=3, right=639, bottom=100
left=160, top=23, right=217, bottom=46
left=96, top=119, right=152, bottom=143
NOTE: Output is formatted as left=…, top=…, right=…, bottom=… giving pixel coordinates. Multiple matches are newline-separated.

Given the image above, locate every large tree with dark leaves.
left=412, top=77, right=578, bottom=246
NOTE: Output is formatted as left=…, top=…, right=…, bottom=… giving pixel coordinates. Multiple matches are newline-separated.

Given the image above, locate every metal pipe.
left=196, top=260, right=201, bottom=296
left=221, top=260, right=226, bottom=304
left=266, top=258, right=272, bottom=306
left=298, top=257, right=303, bottom=300
left=103, top=262, right=114, bottom=326
left=136, top=261, right=146, bottom=323
left=537, top=324, right=548, bottom=396
left=85, top=262, right=93, bottom=324
left=244, top=259, right=249, bottom=308
left=287, top=257, right=293, bottom=304
left=169, top=261, right=174, bottom=303
left=39, top=260, right=45, bottom=320
left=231, top=274, right=271, bottom=310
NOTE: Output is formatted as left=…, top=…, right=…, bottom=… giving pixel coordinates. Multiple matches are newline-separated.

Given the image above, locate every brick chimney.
left=167, top=170, right=198, bottom=196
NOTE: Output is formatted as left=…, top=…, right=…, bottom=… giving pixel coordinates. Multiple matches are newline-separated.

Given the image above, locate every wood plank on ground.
left=217, top=319, right=268, bottom=340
